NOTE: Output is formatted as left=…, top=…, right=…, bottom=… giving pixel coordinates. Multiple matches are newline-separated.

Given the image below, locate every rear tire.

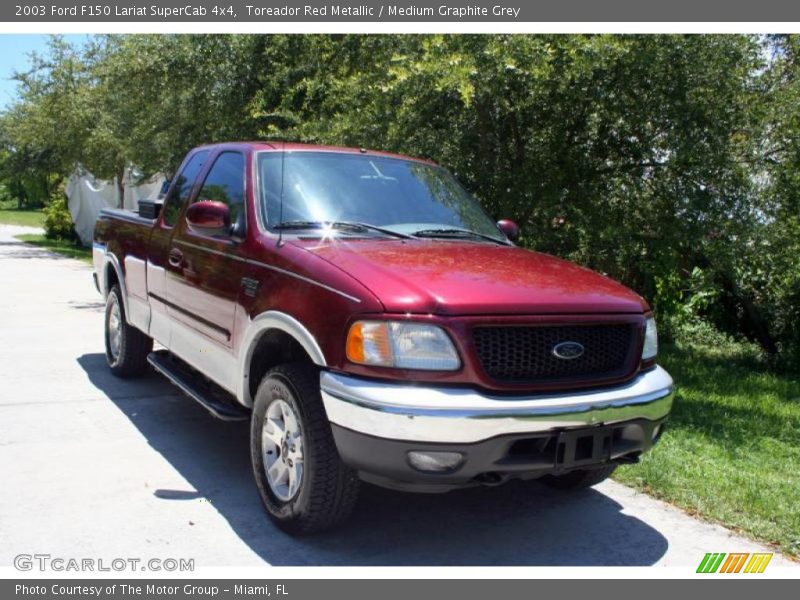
left=542, top=465, right=617, bottom=490
left=104, top=284, right=152, bottom=378
left=250, top=363, right=359, bottom=534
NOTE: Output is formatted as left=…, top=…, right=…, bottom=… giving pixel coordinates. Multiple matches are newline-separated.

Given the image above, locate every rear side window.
left=162, top=150, right=209, bottom=227
left=195, top=152, right=246, bottom=229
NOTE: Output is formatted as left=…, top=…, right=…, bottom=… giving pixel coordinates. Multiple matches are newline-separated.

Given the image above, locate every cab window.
left=161, top=150, right=209, bottom=227
left=194, top=151, right=246, bottom=234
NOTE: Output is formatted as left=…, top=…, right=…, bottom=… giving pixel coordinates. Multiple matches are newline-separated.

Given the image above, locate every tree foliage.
left=1, top=34, right=798, bottom=364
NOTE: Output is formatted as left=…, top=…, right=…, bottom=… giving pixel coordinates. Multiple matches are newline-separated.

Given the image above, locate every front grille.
left=472, top=324, right=637, bottom=384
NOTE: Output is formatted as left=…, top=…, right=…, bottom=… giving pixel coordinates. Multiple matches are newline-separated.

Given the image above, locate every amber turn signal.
left=346, top=321, right=393, bottom=367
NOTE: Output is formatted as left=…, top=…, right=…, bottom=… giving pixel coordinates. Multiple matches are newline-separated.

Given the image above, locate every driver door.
left=164, top=150, right=249, bottom=391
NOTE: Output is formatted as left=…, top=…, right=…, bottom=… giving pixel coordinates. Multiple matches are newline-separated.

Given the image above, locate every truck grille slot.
left=472, top=324, right=636, bottom=384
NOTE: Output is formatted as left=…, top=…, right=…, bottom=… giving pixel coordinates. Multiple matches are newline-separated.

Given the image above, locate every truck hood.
left=297, top=239, right=648, bottom=315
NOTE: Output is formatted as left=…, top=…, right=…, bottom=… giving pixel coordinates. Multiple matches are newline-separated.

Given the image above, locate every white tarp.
left=66, top=169, right=165, bottom=245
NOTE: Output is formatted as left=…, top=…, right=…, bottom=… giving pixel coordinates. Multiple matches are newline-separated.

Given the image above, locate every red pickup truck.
left=93, top=142, right=673, bottom=534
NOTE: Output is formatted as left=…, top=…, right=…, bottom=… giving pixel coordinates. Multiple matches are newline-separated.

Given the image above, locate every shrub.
left=43, top=192, right=77, bottom=241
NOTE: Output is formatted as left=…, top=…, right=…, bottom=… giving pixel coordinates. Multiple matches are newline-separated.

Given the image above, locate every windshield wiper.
left=274, top=220, right=411, bottom=239
left=410, top=228, right=508, bottom=245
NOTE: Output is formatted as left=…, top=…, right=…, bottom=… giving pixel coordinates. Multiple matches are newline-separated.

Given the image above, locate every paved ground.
left=0, top=224, right=792, bottom=569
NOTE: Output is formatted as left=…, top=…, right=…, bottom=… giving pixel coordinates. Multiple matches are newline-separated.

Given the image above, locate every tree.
left=0, top=33, right=797, bottom=362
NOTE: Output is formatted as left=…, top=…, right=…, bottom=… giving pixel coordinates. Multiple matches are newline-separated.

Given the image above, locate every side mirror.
left=496, top=219, right=520, bottom=242
left=186, top=200, right=231, bottom=237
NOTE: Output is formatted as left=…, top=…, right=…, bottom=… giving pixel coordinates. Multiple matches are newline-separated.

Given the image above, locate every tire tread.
left=106, top=285, right=152, bottom=378
left=252, top=362, right=359, bottom=534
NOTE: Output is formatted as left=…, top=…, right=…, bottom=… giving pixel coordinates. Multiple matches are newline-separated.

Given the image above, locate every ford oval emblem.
left=552, top=341, right=585, bottom=360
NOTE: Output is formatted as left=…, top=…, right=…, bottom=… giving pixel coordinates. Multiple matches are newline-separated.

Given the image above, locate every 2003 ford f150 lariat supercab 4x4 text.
left=93, top=142, right=674, bottom=533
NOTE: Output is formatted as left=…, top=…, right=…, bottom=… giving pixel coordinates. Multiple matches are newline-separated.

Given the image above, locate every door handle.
left=168, top=248, right=184, bottom=268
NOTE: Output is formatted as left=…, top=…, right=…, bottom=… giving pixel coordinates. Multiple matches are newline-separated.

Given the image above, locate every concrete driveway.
left=0, top=224, right=791, bottom=569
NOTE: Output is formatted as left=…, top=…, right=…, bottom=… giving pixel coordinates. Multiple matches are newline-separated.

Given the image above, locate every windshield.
left=257, top=151, right=505, bottom=241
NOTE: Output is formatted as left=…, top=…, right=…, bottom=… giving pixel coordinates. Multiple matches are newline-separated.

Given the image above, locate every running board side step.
left=147, top=350, right=249, bottom=421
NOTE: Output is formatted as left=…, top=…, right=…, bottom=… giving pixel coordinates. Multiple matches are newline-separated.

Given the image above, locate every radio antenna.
left=277, top=140, right=286, bottom=247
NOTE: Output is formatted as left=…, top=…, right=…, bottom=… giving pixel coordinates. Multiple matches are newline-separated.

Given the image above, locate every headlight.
left=642, top=316, right=658, bottom=361
left=346, top=321, right=461, bottom=371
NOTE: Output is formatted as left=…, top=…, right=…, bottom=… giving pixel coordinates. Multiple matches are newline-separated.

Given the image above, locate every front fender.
left=237, top=310, right=327, bottom=406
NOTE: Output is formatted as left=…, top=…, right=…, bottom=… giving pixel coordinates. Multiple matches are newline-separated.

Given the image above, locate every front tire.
left=104, top=284, right=152, bottom=378
left=250, top=363, right=359, bottom=534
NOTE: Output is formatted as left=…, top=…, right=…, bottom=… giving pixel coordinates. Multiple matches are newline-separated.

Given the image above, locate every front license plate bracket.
left=554, top=426, right=613, bottom=471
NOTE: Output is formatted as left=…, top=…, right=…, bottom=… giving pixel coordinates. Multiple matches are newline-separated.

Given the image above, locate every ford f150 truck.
left=93, top=142, right=674, bottom=534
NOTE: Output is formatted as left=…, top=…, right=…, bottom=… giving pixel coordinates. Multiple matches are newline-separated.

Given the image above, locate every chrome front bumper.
left=320, top=366, right=674, bottom=444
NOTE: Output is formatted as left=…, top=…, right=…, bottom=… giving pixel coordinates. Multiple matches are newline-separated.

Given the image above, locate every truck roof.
left=193, top=141, right=438, bottom=165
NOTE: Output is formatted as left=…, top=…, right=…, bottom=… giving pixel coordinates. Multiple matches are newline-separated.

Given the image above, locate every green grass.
left=0, top=201, right=45, bottom=228
left=614, top=342, right=800, bottom=558
left=15, top=233, right=92, bottom=264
